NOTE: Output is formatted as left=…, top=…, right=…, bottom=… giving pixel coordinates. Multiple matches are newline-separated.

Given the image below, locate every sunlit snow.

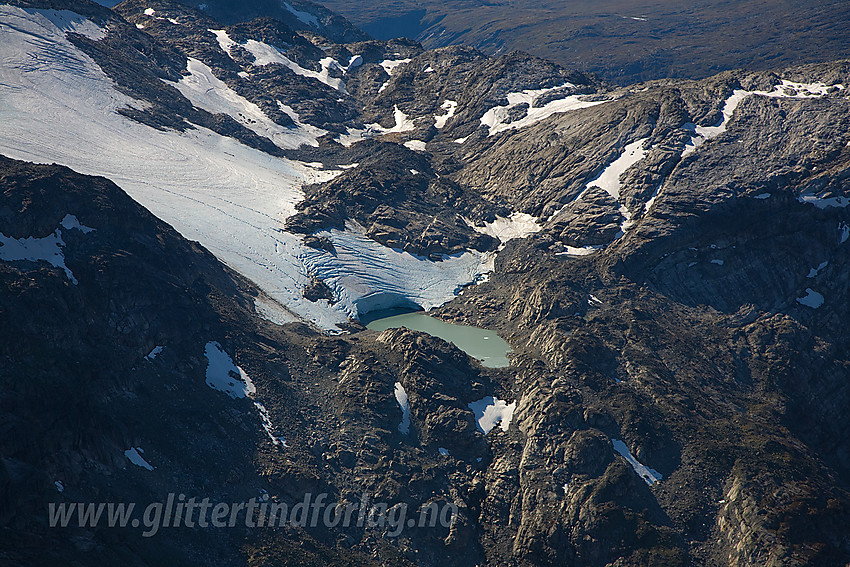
left=611, top=439, right=661, bottom=485
left=480, top=84, right=609, bottom=136
left=204, top=341, right=257, bottom=398
left=394, top=382, right=411, bottom=434
left=468, top=396, right=515, bottom=434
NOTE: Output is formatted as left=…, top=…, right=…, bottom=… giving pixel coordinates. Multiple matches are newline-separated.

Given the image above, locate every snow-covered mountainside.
left=3, top=0, right=850, bottom=565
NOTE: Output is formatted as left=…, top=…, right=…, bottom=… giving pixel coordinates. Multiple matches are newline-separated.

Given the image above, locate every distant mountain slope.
left=310, top=0, right=850, bottom=85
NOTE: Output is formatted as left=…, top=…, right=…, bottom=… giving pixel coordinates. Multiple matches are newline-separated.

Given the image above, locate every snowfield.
left=0, top=6, right=492, bottom=330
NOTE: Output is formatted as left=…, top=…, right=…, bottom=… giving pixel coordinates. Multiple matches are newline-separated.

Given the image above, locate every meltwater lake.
left=364, top=309, right=511, bottom=368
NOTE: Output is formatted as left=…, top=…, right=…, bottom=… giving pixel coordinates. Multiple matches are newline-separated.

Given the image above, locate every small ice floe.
left=807, top=261, right=828, bottom=278
left=54, top=480, right=65, bottom=493
left=204, top=341, right=256, bottom=398
left=611, top=439, right=661, bottom=485
left=796, top=288, right=824, bottom=309
left=124, top=447, right=154, bottom=471
left=145, top=346, right=163, bottom=360
left=438, top=447, right=450, bottom=457
left=394, top=382, right=411, bottom=434
left=468, top=396, right=516, bottom=434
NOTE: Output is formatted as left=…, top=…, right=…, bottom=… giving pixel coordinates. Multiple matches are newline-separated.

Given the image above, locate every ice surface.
left=254, top=295, right=298, bottom=325
left=302, top=221, right=493, bottom=318
left=29, top=8, right=105, bottom=40
left=684, top=80, right=844, bottom=156
left=438, top=447, right=450, bottom=456
left=840, top=222, right=850, bottom=244
left=124, top=447, right=154, bottom=471
left=796, top=288, right=824, bottom=309
left=211, top=29, right=345, bottom=92
left=611, top=439, right=661, bottom=485
left=60, top=214, right=94, bottom=233
left=204, top=341, right=257, bottom=398
left=468, top=396, right=515, bottom=434
left=394, top=382, right=411, bottom=434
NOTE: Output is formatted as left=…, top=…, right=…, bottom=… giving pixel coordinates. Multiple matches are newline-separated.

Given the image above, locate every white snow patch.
left=0, top=228, right=76, bottom=283
left=143, top=8, right=155, bottom=16
left=124, top=447, right=154, bottom=471
left=345, top=55, right=362, bottom=71
left=60, top=214, right=95, bottom=233
left=394, top=382, right=411, bottom=434
left=403, top=140, right=427, bottom=152
left=611, top=439, right=661, bottom=485
left=145, top=346, right=163, bottom=360
left=807, top=261, right=828, bottom=278
left=168, top=58, right=323, bottom=149
left=29, top=8, right=106, bottom=40
left=410, top=169, right=419, bottom=175
left=468, top=212, right=541, bottom=244
left=434, top=99, right=457, bottom=129
left=254, top=401, right=287, bottom=446
left=798, top=193, right=850, bottom=209
left=453, top=136, right=468, bottom=144
left=710, top=259, right=724, bottom=265
left=54, top=480, right=64, bottom=492
left=210, top=28, right=235, bottom=54
left=840, top=222, right=850, bottom=244
left=556, top=245, right=603, bottom=256
left=204, top=341, right=256, bottom=398
left=480, top=84, right=609, bottom=136
left=796, top=288, right=824, bottom=309
left=754, top=193, right=772, bottom=200
left=424, top=65, right=435, bottom=73
left=438, top=447, right=450, bottom=456
left=283, top=2, right=318, bottom=27
left=379, top=58, right=411, bottom=76
left=468, top=396, right=515, bottom=434
left=684, top=80, right=844, bottom=156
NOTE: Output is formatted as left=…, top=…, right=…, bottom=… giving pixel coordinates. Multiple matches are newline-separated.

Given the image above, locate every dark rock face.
left=4, top=0, right=850, bottom=565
